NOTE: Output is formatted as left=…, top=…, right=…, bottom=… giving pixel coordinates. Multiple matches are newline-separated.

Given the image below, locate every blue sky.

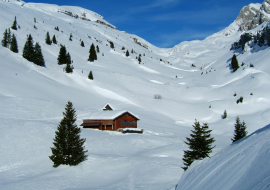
left=25, top=0, right=262, bottom=48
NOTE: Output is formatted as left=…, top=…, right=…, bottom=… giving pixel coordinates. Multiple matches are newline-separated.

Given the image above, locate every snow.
left=0, top=0, right=270, bottom=189
left=176, top=124, right=270, bottom=190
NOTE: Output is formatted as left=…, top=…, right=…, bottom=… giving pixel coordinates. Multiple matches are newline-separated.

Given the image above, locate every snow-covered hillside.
left=0, top=0, right=270, bottom=189
left=176, top=123, right=270, bottom=190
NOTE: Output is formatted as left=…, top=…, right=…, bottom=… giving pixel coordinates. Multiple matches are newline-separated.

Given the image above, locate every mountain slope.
left=0, top=0, right=270, bottom=189
left=176, top=123, right=270, bottom=190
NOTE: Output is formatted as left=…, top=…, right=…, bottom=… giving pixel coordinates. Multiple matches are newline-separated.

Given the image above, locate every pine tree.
left=96, top=45, right=99, bottom=53
left=7, top=28, right=11, bottom=47
left=33, top=42, right=45, bottom=66
left=45, top=31, right=52, bottom=45
left=126, top=50, right=129, bottom=57
left=49, top=101, right=88, bottom=167
left=88, top=70, right=93, bottom=80
left=1, top=29, right=8, bottom=47
left=80, top=41, right=84, bottom=47
left=64, top=63, right=73, bottom=73
left=131, top=49, right=134, bottom=53
left=88, top=43, right=97, bottom=62
left=138, top=55, right=141, bottom=64
left=109, top=41, right=114, bottom=49
left=231, top=116, right=248, bottom=143
left=11, top=16, right=17, bottom=30
left=69, top=33, right=73, bottom=41
left=57, top=44, right=67, bottom=65
left=10, top=33, right=19, bottom=53
left=223, top=110, right=227, bottom=119
left=52, top=35, right=57, bottom=44
left=22, top=34, right=35, bottom=62
left=231, top=54, right=239, bottom=72
left=182, top=120, right=215, bottom=171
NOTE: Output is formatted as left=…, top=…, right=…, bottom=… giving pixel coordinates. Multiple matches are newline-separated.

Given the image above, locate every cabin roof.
left=83, top=110, right=139, bottom=121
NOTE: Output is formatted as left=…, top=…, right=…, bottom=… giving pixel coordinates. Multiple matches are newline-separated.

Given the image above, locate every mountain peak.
left=236, top=0, right=270, bottom=31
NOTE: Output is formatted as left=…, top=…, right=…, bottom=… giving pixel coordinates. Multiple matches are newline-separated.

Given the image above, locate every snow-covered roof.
left=83, top=110, right=139, bottom=120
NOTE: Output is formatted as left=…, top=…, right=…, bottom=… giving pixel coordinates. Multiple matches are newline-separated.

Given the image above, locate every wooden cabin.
left=80, top=104, right=139, bottom=131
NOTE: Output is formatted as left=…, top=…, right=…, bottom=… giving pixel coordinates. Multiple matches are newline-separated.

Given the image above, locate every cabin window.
left=121, top=121, right=136, bottom=126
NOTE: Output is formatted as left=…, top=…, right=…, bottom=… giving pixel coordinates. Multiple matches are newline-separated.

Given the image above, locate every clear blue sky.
left=25, top=0, right=262, bottom=48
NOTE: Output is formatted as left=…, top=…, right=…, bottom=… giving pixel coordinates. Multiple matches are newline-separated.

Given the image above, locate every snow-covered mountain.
left=0, top=0, right=270, bottom=189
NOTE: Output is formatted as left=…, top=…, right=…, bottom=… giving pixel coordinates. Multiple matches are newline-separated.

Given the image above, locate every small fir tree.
left=57, top=44, right=67, bottom=65
left=69, top=33, right=73, bottom=41
left=1, top=29, right=8, bottom=47
left=96, top=45, right=99, bottom=53
left=49, top=101, right=88, bottom=167
left=66, top=52, right=71, bottom=65
left=231, top=54, right=239, bottom=72
left=223, top=110, right=227, bottom=119
left=80, top=41, right=84, bottom=47
left=10, top=33, right=19, bottom=53
left=126, top=50, right=129, bottom=57
left=54, top=26, right=59, bottom=31
left=45, top=31, right=52, bottom=45
left=182, top=120, right=215, bottom=171
left=109, top=41, right=114, bottom=48
left=22, top=34, right=35, bottom=62
left=11, top=16, right=17, bottom=30
left=7, top=28, right=11, bottom=47
left=52, top=35, right=57, bottom=44
left=138, top=56, right=141, bottom=64
left=88, top=71, right=93, bottom=80
left=88, top=43, right=97, bottom=62
left=64, top=63, right=73, bottom=73
left=33, top=42, right=45, bottom=66
left=231, top=116, right=248, bottom=143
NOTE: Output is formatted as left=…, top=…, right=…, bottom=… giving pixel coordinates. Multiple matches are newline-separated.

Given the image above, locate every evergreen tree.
left=109, top=41, right=114, bottom=48
left=11, top=16, right=17, bottom=30
left=64, top=63, right=73, bottom=73
left=126, top=50, right=129, bottom=57
left=57, top=44, right=67, bottom=65
left=66, top=52, right=71, bottom=65
left=52, top=35, right=57, bottom=44
left=22, top=34, right=35, bottom=62
left=10, top=33, right=19, bottom=53
left=33, top=42, right=45, bottom=66
left=7, top=28, right=11, bottom=47
left=1, top=29, right=8, bottom=47
left=182, top=120, right=215, bottom=171
left=87, top=43, right=97, bottom=62
left=231, top=116, right=248, bottom=143
left=96, top=45, right=99, bottom=53
left=88, top=70, right=93, bottom=80
left=45, top=31, right=51, bottom=45
left=69, top=33, right=73, bottom=41
left=49, top=101, right=87, bottom=167
left=231, top=54, right=239, bottom=72
left=138, top=55, right=141, bottom=64
left=80, top=41, right=84, bottom=47
left=131, top=49, right=134, bottom=53
left=223, top=110, right=227, bottom=119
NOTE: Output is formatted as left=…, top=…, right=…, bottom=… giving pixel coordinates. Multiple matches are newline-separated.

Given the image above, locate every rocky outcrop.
left=236, top=0, right=270, bottom=31
left=95, top=20, right=117, bottom=30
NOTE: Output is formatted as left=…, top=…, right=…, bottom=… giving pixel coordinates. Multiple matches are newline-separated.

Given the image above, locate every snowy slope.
left=0, top=0, right=270, bottom=189
left=176, top=124, right=270, bottom=190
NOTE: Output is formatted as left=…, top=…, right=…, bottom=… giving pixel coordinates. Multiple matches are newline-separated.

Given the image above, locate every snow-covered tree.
left=231, top=54, right=239, bottom=72
left=88, top=43, right=97, bottom=62
left=45, top=31, right=52, bottom=45
left=57, top=44, right=67, bottom=65
left=10, top=33, right=18, bottom=53
left=231, top=116, right=248, bottom=143
left=33, top=42, right=45, bottom=66
left=11, top=16, right=17, bottom=30
left=88, top=70, right=93, bottom=80
left=22, top=34, right=35, bottom=62
left=182, top=120, right=215, bottom=171
left=49, top=101, right=88, bottom=167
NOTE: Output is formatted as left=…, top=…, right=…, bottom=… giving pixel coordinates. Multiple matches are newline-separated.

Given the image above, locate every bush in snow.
left=154, top=94, right=162, bottom=99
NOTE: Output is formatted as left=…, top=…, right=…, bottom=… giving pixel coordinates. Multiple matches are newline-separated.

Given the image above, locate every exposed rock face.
left=236, top=0, right=270, bottom=31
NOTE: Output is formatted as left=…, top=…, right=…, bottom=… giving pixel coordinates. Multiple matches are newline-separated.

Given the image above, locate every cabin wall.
left=115, top=113, right=138, bottom=130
